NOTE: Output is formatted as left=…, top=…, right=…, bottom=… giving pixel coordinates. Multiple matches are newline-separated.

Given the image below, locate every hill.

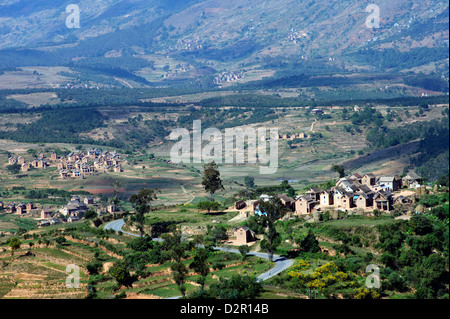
left=0, top=0, right=448, bottom=89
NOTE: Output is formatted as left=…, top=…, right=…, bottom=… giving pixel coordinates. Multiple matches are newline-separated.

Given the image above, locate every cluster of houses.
left=0, top=201, right=35, bottom=214
left=6, top=148, right=125, bottom=178
left=213, top=71, right=243, bottom=85
left=175, top=37, right=203, bottom=51
left=8, top=152, right=51, bottom=172
left=0, top=195, right=117, bottom=227
left=235, top=172, right=423, bottom=218
left=37, top=195, right=117, bottom=227
left=278, top=132, right=309, bottom=140
left=288, top=30, right=309, bottom=43
left=58, top=148, right=124, bottom=179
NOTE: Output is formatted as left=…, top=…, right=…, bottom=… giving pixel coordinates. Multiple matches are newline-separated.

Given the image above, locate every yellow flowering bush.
left=288, top=261, right=357, bottom=291
left=352, top=288, right=381, bottom=299
left=307, top=279, right=326, bottom=289
left=291, top=259, right=310, bottom=271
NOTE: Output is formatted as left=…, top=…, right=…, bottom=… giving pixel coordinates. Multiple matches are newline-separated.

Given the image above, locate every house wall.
left=295, top=201, right=308, bottom=215
left=362, top=176, right=375, bottom=186
left=320, top=194, right=333, bottom=206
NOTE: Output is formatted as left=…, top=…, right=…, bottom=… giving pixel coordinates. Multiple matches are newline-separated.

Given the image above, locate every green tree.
left=332, top=164, right=345, bottom=178
left=197, top=201, right=220, bottom=214
left=299, top=230, right=321, bottom=253
left=208, top=275, right=263, bottom=299
left=244, top=176, right=255, bottom=189
left=55, top=237, right=67, bottom=246
left=6, top=164, right=21, bottom=175
left=238, top=245, right=250, bottom=261
left=208, top=225, right=228, bottom=245
left=189, top=248, right=210, bottom=290
left=84, top=209, right=97, bottom=219
left=129, top=188, right=159, bottom=236
left=257, top=197, right=288, bottom=262
left=9, top=237, right=21, bottom=256
left=163, top=228, right=190, bottom=297
left=201, top=161, right=224, bottom=201
left=109, top=263, right=135, bottom=288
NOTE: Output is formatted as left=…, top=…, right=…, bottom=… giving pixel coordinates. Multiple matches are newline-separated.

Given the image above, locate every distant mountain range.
left=0, top=0, right=448, bottom=88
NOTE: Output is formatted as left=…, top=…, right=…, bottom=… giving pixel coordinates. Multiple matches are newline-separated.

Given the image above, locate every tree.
left=238, top=245, right=250, bottom=261
left=299, top=230, right=321, bottom=253
left=332, top=164, right=345, bottom=178
left=410, top=215, right=433, bottom=236
left=197, top=201, right=220, bottom=213
left=189, top=248, right=210, bottom=290
left=244, top=176, right=255, bottom=189
left=109, top=263, right=135, bottom=288
left=208, top=225, right=228, bottom=245
left=257, top=197, right=288, bottom=262
left=129, top=188, right=159, bottom=236
left=201, top=161, right=224, bottom=201
left=6, top=164, right=21, bottom=175
left=163, top=228, right=190, bottom=297
left=9, top=237, right=21, bottom=256
left=111, top=180, right=122, bottom=211
left=84, top=209, right=97, bottom=219
left=280, top=180, right=295, bottom=197
left=55, top=236, right=67, bottom=246
left=126, top=236, right=154, bottom=252
left=207, top=275, right=263, bottom=299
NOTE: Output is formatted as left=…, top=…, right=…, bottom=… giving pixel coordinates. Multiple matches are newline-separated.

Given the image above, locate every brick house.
left=374, top=190, right=393, bottom=211
left=402, top=172, right=422, bottom=189
left=84, top=196, right=94, bottom=205
left=41, top=209, right=53, bottom=219
left=354, top=193, right=373, bottom=209
left=8, top=203, right=15, bottom=213
left=21, top=163, right=30, bottom=172
left=26, top=202, right=34, bottom=211
left=305, top=187, right=322, bottom=201
left=320, top=190, right=334, bottom=206
left=107, top=203, right=116, bottom=214
left=16, top=203, right=26, bottom=214
left=349, top=173, right=363, bottom=183
left=17, top=156, right=25, bottom=165
left=295, top=196, right=319, bottom=215
left=362, top=174, right=376, bottom=186
left=68, top=216, right=80, bottom=223
left=277, top=194, right=295, bottom=211
left=234, top=226, right=256, bottom=245
left=235, top=200, right=246, bottom=210
left=333, top=189, right=354, bottom=209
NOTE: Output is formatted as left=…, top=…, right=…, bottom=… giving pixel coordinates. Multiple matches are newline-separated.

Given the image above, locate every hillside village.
left=0, top=168, right=425, bottom=236
left=0, top=194, right=117, bottom=233
left=7, top=148, right=125, bottom=179
left=235, top=171, right=424, bottom=225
